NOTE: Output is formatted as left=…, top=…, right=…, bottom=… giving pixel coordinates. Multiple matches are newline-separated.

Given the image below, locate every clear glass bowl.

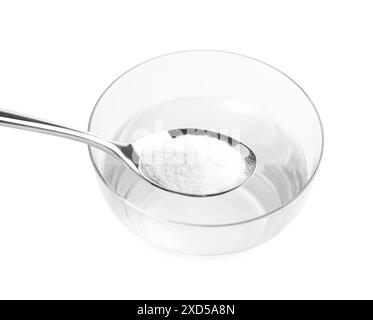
left=88, top=50, right=324, bottom=255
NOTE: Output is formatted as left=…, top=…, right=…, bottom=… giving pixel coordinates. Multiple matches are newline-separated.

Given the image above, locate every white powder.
left=139, top=134, right=248, bottom=195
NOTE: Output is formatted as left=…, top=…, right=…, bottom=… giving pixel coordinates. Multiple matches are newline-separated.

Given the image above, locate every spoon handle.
left=0, top=108, right=122, bottom=158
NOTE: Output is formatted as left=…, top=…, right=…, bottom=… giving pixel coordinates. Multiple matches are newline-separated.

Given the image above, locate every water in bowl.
left=99, top=97, right=308, bottom=225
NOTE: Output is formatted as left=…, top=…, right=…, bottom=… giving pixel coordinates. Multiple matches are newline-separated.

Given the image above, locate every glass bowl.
left=88, top=50, right=324, bottom=255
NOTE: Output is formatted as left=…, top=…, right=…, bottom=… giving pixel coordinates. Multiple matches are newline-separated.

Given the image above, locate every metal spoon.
left=0, top=108, right=256, bottom=197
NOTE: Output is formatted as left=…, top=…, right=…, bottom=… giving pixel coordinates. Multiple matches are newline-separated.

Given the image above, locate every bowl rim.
left=87, top=49, right=324, bottom=228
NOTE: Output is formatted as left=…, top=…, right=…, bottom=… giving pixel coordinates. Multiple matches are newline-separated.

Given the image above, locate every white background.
left=0, top=1, right=372, bottom=300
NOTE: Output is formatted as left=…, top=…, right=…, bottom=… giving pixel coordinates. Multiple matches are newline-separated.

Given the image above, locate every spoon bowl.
left=131, top=128, right=257, bottom=197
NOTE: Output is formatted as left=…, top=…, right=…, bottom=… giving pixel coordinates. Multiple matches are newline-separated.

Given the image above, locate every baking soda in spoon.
left=139, top=134, right=250, bottom=195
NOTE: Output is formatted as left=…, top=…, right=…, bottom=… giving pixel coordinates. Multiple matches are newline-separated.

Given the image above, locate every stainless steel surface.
left=0, top=108, right=256, bottom=197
